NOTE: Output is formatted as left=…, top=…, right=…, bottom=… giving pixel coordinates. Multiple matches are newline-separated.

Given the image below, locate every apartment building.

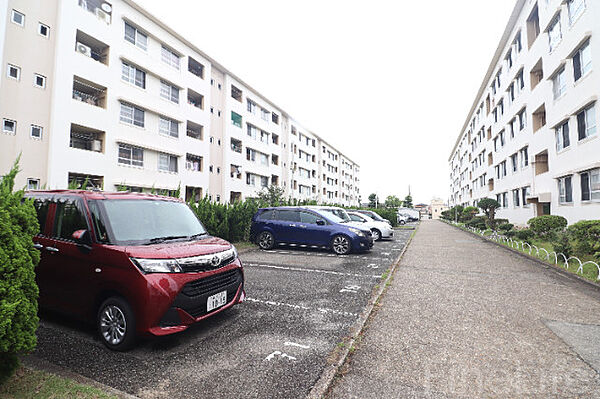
left=449, top=0, right=599, bottom=225
left=0, top=0, right=360, bottom=206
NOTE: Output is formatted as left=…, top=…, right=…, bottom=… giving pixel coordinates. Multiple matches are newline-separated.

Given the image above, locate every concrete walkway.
left=328, top=220, right=600, bottom=398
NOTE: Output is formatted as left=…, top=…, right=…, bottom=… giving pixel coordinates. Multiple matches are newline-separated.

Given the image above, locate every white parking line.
left=265, top=351, right=296, bottom=361
left=244, top=263, right=381, bottom=278
left=246, top=297, right=358, bottom=317
left=264, top=250, right=393, bottom=260
left=284, top=342, right=310, bottom=349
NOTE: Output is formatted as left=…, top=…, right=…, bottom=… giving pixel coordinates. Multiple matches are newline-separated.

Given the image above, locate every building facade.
left=449, top=0, right=599, bottom=225
left=0, top=0, right=360, bottom=206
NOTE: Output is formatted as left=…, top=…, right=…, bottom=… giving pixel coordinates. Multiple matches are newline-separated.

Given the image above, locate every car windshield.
left=369, top=212, right=386, bottom=222
left=320, top=208, right=351, bottom=223
left=98, top=199, right=207, bottom=245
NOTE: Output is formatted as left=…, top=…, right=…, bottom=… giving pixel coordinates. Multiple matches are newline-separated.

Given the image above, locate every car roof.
left=25, top=189, right=181, bottom=202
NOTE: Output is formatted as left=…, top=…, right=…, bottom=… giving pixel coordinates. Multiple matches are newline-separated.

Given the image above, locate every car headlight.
left=231, top=245, right=238, bottom=259
left=348, top=227, right=365, bottom=237
left=132, top=258, right=182, bottom=273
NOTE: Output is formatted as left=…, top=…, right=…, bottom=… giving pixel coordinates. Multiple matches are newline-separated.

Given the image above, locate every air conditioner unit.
left=95, top=8, right=111, bottom=24
left=76, top=42, right=92, bottom=57
left=92, top=140, right=102, bottom=152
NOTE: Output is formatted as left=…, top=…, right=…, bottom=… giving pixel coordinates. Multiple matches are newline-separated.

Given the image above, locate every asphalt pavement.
left=28, top=228, right=413, bottom=398
left=327, top=220, right=600, bottom=398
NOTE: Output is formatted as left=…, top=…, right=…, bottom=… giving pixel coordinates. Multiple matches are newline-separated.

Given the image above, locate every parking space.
left=31, top=228, right=413, bottom=399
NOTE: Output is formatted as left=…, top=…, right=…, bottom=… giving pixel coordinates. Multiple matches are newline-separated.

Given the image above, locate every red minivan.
left=26, top=190, right=245, bottom=350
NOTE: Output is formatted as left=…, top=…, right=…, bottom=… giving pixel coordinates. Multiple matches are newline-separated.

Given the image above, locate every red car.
left=26, top=190, right=245, bottom=350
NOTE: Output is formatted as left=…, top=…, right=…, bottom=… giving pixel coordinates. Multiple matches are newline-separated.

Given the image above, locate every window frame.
left=11, top=9, right=25, bottom=26
left=577, top=103, right=596, bottom=140
left=7, top=64, right=21, bottom=80
left=124, top=22, right=147, bottom=51
left=27, top=178, right=40, bottom=190
left=119, top=102, right=145, bottom=128
left=159, top=116, right=179, bottom=138
left=117, top=143, right=144, bottom=167
left=158, top=153, right=178, bottom=173
left=552, top=68, right=566, bottom=99
left=555, top=120, right=570, bottom=151
left=38, top=22, right=50, bottom=37
left=568, top=0, right=586, bottom=24
left=548, top=15, right=562, bottom=52
left=33, top=73, right=46, bottom=88
left=3, top=119, right=16, bottom=134
left=573, top=40, right=592, bottom=81
left=30, top=124, right=42, bottom=140
left=580, top=168, right=600, bottom=202
left=558, top=175, right=573, bottom=204
left=160, top=80, right=179, bottom=104
left=121, top=61, right=146, bottom=89
left=161, top=45, right=180, bottom=70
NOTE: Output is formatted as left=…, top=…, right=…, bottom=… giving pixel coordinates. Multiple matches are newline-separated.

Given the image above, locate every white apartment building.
left=449, top=0, right=600, bottom=225
left=0, top=0, right=360, bottom=206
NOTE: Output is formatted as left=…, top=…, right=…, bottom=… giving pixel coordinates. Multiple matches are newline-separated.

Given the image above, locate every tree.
left=0, top=157, right=40, bottom=383
left=257, top=185, right=286, bottom=206
left=460, top=206, right=478, bottom=222
left=368, top=193, right=378, bottom=208
left=384, top=195, right=402, bottom=208
left=403, top=195, right=413, bottom=208
left=477, top=198, right=501, bottom=230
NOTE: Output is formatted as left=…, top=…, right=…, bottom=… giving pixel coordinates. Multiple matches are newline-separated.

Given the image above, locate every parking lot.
left=31, top=227, right=414, bottom=399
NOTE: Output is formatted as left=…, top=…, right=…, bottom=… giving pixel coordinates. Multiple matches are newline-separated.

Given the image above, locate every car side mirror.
left=72, top=229, right=92, bottom=252
left=316, top=220, right=326, bottom=226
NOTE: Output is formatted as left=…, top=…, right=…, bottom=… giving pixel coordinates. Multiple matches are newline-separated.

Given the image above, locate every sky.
left=142, top=0, right=517, bottom=205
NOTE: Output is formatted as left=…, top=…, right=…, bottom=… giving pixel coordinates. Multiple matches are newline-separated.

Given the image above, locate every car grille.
left=179, top=253, right=236, bottom=273
left=181, top=268, right=242, bottom=298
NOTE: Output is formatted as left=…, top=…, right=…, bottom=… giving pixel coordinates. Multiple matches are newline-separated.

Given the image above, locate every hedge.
left=0, top=159, right=40, bottom=383
left=528, top=215, right=568, bottom=238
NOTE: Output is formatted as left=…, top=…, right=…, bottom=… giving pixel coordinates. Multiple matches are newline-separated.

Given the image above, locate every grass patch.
left=232, top=241, right=255, bottom=251
left=0, top=366, right=116, bottom=399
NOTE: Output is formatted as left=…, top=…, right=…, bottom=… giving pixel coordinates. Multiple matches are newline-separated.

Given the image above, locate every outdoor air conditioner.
left=95, top=8, right=111, bottom=24
left=76, top=42, right=92, bottom=57
left=92, top=140, right=102, bottom=152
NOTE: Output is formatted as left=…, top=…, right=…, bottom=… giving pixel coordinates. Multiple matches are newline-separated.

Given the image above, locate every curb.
left=306, top=225, right=418, bottom=399
left=21, top=355, right=139, bottom=399
left=448, top=222, right=600, bottom=292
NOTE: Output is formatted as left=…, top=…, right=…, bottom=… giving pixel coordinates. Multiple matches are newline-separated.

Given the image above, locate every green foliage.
left=369, top=208, right=398, bottom=227
left=498, top=223, right=514, bottom=233
left=460, top=206, right=478, bottom=222
left=528, top=215, right=568, bottom=238
left=257, top=185, right=286, bottom=206
left=368, top=193, right=378, bottom=208
left=552, top=231, right=573, bottom=257
left=465, top=216, right=487, bottom=230
left=441, top=205, right=464, bottom=221
left=477, top=198, right=501, bottom=230
left=402, top=195, right=413, bottom=208
left=384, top=195, right=402, bottom=208
left=515, top=229, right=534, bottom=241
left=0, top=157, right=40, bottom=383
left=567, top=220, right=600, bottom=260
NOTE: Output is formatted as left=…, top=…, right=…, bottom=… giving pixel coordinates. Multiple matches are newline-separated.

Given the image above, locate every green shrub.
left=0, top=158, right=40, bottom=384
left=369, top=208, right=398, bottom=227
left=515, top=229, right=534, bottom=241
left=465, top=216, right=487, bottom=230
left=552, top=231, right=573, bottom=257
left=459, top=206, right=478, bottom=222
left=528, top=215, right=568, bottom=238
left=505, top=230, right=517, bottom=238
left=498, top=223, right=514, bottom=233
left=567, top=220, right=600, bottom=260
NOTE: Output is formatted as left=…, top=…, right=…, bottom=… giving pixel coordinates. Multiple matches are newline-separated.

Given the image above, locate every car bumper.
left=353, top=235, right=374, bottom=252
left=381, top=227, right=394, bottom=238
left=136, top=260, right=245, bottom=337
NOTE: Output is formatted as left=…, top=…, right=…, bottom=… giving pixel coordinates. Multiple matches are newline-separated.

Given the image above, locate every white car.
left=347, top=211, right=394, bottom=241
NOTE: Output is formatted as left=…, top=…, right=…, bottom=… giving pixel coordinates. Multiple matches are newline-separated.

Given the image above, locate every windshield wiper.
left=146, top=235, right=189, bottom=244
left=188, top=232, right=208, bottom=240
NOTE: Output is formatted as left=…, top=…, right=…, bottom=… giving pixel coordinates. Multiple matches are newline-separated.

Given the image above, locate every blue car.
left=250, top=207, right=373, bottom=255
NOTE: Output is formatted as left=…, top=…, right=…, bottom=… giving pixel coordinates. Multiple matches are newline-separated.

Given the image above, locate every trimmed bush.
left=459, top=206, right=478, bottom=222
left=498, top=223, right=514, bottom=233
left=0, top=159, right=40, bottom=383
left=515, top=229, right=534, bottom=241
left=567, top=220, right=600, bottom=260
left=369, top=208, right=398, bottom=227
left=552, top=231, right=573, bottom=257
left=465, top=216, right=487, bottom=230
left=528, top=215, right=567, bottom=238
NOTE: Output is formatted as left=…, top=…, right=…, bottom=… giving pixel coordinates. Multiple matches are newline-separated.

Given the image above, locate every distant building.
left=414, top=203, right=430, bottom=219
left=430, top=198, right=449, bottom=220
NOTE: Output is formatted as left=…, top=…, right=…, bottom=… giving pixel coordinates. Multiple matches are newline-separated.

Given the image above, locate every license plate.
left=207, top=290, right=227, bottom=312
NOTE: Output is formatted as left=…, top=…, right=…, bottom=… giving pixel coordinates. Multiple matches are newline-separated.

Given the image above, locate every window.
left=555, top=120, right=570, bottom=151
left=520, top=146, right=529, bottom=168
left=160, top=81, right=179, bottom=104
left=516, top=69, right=524, bottom=91
left=247, top=99, right=257, bottom=114
left=577, top=103, right=596, bottom=140
left=161, top=46, right=180, bottom=70
left=513, top=189, right=521, bottom=207
left=231, top=111, right=242, bottom=128
left=581, top=169, right=600, bottom=201
left=261, top=108, right=270, bottom=121
left=53, top=198, right=89, bottom=240
left=158, top=153, right=178, bottom=172
left=121, top=62, right=146, bottom=88
left=522, top=186, right=531, bottom=207
left=7, top=64, right=20, bottom=80
left=3, top=119, right=16, bottom=134
left=552, top=68, right=566, bottom=99
left=38, top=23, right=50, bottom=37
left=518, top=108, right=527, bottom=131
left=513, top=31, right=522, bottom=54
left=34, top=74, right=46, bottom=88
left=118, top=144, right=143, bottom=167
left=231, top=85, right=242, bottom=102
left=30, top=125, right=42, bottom=139
left=119, top=102, right=145, bottom=127
left=27, top=179, right=40, bottom=190
left=124, top=22, right=147, bottom=51
left=573, top=41, right=592, bottom=81
left=11, top=10, right=24, bottom=26
left=548, top=16, right=562, bottom=52
left=568, top=0, right=585, bottom=24
left=159, top=117, right=179, bottom=138
left=272, top=113, right=279, bottom=124
left=558, top=176, right=573, bottom=203
left=511, top=153, right=518, bottom=172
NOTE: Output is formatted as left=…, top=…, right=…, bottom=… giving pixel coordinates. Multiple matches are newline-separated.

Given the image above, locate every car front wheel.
left=97, top=297, right=136, bottom=351
left=332, top=235, right=351, bottom=255
left=258, top=231, right=275, bottom=250
left=371, top=229, right=382, bottom=241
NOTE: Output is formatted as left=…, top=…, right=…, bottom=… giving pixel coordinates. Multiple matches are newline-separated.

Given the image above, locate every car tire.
left=97, top=297, right=136, bottom=351
left=399, top=220, right=406, bottom=225
left=331, top=235, right=351, bottom=255
left=371, top=229, right=382, bottom=241
left=258, top=231, right=275, bottom=250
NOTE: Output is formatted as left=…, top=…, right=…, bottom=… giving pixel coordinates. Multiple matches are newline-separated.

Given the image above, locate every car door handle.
left=289, top=224, right=296, bottom=227
left=33, top=243, right=44, bottom=250
left=45, top=246, right=59, bottom=253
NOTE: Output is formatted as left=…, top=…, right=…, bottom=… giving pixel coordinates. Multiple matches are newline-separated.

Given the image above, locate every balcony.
left=185, top=186, right=202, bottom=202
left=188, top=57, right=205, bottom=79
left=186, top=120, right=203, bottom=140
left=75, top=30, right=109, bottom=65
left=231, top=138, right=242, bottom=153
left=72, top=77, right=106, bottom=108
left=78, top=0, right=112, bottom=24
left=187, top=89, right=204, bottom=109
left=70, top=123, right=104, bottom=152
left=185, top=153, right=203, bottom=172
left=230, top=165, right=242, bottom=179
left=68, top=172, right=104, bottom=190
